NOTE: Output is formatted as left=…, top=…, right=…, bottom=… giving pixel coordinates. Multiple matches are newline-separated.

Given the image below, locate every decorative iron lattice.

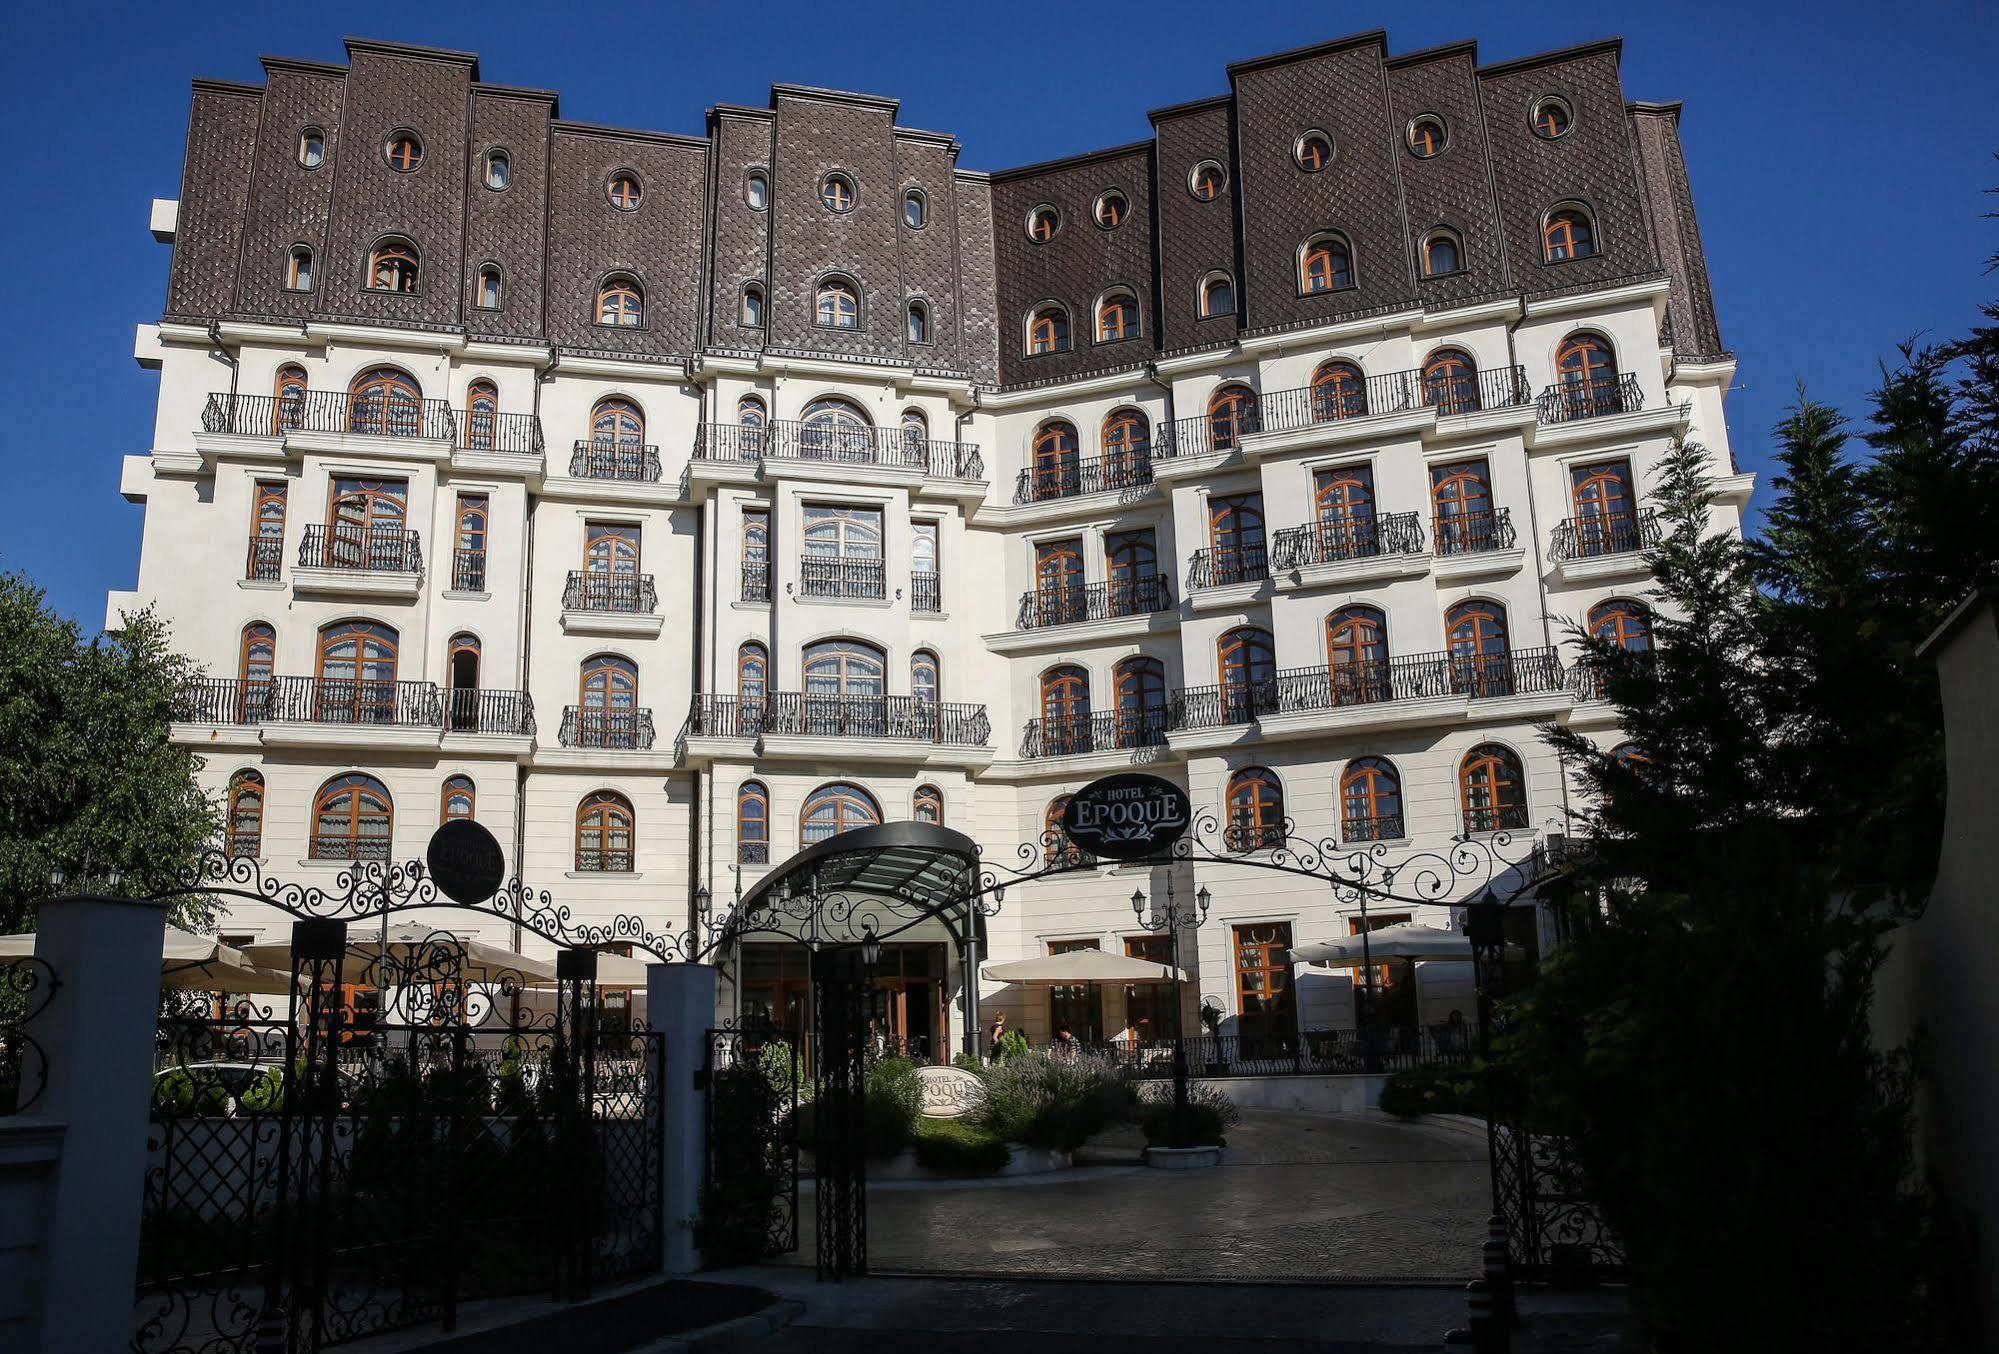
left=0, top=955, right=57, bottom=1116
left=699, top=1022, right=800, bottom=1265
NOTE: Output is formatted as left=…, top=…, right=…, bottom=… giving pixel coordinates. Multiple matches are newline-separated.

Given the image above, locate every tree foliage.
left=0, top=573, right=218, bottom=932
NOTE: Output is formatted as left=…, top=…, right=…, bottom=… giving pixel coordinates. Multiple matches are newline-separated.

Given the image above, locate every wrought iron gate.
left=698, top=1023, right=799, bottom=1265
left=810, top=947, right=871, bottom=1280
left=133, top=920, right=665, bottom=1352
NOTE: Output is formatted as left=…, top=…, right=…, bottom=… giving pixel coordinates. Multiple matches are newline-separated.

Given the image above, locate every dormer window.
left=1027, top=303, right=1070, bottom=355
left=1406, top=116, right=1446, bottom=159
left=482, top=149, right=510, bottom=190
left=1095, top=191, right=1128, bottom=229
left=298, top=128, right=325, bottom=169
left=817, top=277, right=860, bottom=329
left=1189, top=161, right=1225, bottom=201
left=607, top=172, right=642, bottom=211
left=1294, top=130, right=1333, bottom=172
left=903, top=190, right=927, bottom=229
left=367, top=239, right=419, bottom=293
left=821, top=173, right=855, bottom=213
left=476, top=264, right=502, bottom=309
left=597, top=274, right=643, bottom=326
left=1027, top=205, right=1060, bottom=243
left=385, top=131, right=423, bottom=173
left=285, top=245, right=314, bottom=293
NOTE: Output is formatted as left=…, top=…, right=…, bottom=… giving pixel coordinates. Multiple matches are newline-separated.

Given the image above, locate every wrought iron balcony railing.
left=1549, top=508, right=1661, bottom=562
left=267, top=676, right=444, bottom=726
left=176, top=678, right=275, bottom=724
left=684, top=694, right=991, bottom=746
left=1187, top=543, right=1271, bottom=590
left=296, top=524, right=422, bottom=574
left=455, top=409, right=544, bottom=455
left=225, top=831, right=261, bottom=859
left=244, top=537, right=283, bottom=582
left=201, top=391, right=456, bottom=441
left=691, top=421, right=984, bottom=478
left=1016, top=574, right=1173, bottom=630
left=310, top=834, right=393, bottom=862
left=451, top=549, right=486, bottom=592
left=737, top=840, right=770, bottom=866
left=1433, top=507, right=1517, bottom=557
left=1270, top=511, right=1426, bottom=571
left=1536, top=372, right=1644, bottom=424
left=558, top=707, right=657, bottom=751
left=1156, top=364, right=1532, bottom=458
left=562, top=570, right=658, bottom=613
left=574, top=848, right=635, bottom=873
left=443, top=688, right=536, bottom=736
left=911, top=570, right=941, bottom=614
left=1342, top=813, right=1406, bottom=844
left=569, top=439, right=663, bottom=482
left=1464, top=804, right=1532, bottom=834
left=1021, top=707, right=1169, bottom=758
left=1168, top=646, right=1569, bottom=730
left=1011, top=451, right=1154, bottom=504
left=742, top=562, right=771, bottom=603
left=799, top=557, right=885, bottom=600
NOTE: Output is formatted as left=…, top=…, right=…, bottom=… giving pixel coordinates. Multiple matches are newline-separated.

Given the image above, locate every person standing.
left=986, top=1008, right=1008, bottom=1060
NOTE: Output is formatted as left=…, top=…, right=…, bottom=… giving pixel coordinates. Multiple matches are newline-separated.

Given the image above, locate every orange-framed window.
left=1314, top=464, right=1376, bottom=529
left=1407, top=118, right=1444, bottom=158
left=1095, top=193, right=1126, bottom=228
left=1226, top=768, right=1284, bottom=851
left=1207, top=492, right=1265, bottom=558
left=476, top=264, right=502, bottom=309
left=1123, top=933, right=1174, bottom=1038
left=1430, top=458, right=1493, bottom=521
left=1101, top=408, right=1149, bottom=472
left=1533, top=100, right=1571, bottom=139
left=1028, top=305, right=1069, bottom=354
left=1422, top=231, right=1462, bottom=277
left=346, top=366, right=422, bottom=435
left=1460, top=744, right=1527, bottom=833
left=737, top=641, right=768, bottom=702
left=1570, top=459, right=1634, bottom=521
left=367, top=240, right=419, bottom=293
left=742, top=509, right=769, bottom=568
left=1189, top=162, right=1223, bottom=201
left=803, top=639, right=885, bottom=699
left=314, top=621, right=398, bottom=722
left=737, top=395, right=767, bottom=431
left=385, top=133, right=422, bottom=172
left=741, top=283, right=765, bottom=327
left=285, top=245, right=314, bottom=292
left=817, top=279, right=859, bottom=329
left=1097, top=294, right=1137, bottom=342
left=1105, top=528, right=1158, bottom=586
left=1589, top=600, right=1653, bottom=651
left=252, top=479, right=289, bottom=545
left=1544, top=209, right=1595, bottom=262
left=464, top=379, right=498, bottom=449
left=1232, top=922, right=1293, bottom=1041
left=1112, top=656, right=1166, bottom=735
left=1295, top=132, right=1331, bottom=172
left=1218, top=626, right=1275, bottom=709
left=1311, top=359, right=1366, bottom=421
left=239, top=624, right=277, bottom=713
left=607, top=173, right=642, bottom=210
left=1421, top=348, right=1479, bottom=415
left=1300, top=236, right=1352, bottom=294
left=911, top=650, right=940, bottom=707
left=312, top=773, right=393, bottom=860
left=584, top=522, right=640, bottom=580
left=1039, top=663, right=1090, bottom=726
left=913, top=784, right=944, bottom=826
left=1028, top=206, right=1059, bottom=242
left=1043, top=794, right=1090, bottom=865
left=1326, top=605, right=1387, bottom=700
left=447, top=633, right=480, bottom=695
left=1206, top=383, right=1256, bottom=449
left=1034, top=538, right=1083, bottom=600
left=598, top=276, right=643, bottom=326
left=1031, top=420, right=1080, bottom=491
left=1557, top=333, right=1616, bottom=391
left=1341, top=757, right=1403, bottom=842
left=591, top=396, right=644, bottom=449
left=579, top=653, right=639, bottom=720
left=576, top=791, right=635, bottom=871
left=906, top=300, right=929, bottom=344
left=820, top=174, right=853, bottom=213
left=737, top=781, right=769, bottom=862
left=440, top=775, right=475, bottom=824
left=274, top=364, right=308, bottom=432
left=1199, top=274, right=1235, bottom=318
left=800, top=782, right=880, bottom=844
left=226, top=770, right=265, bottom=858
left=1447, top=600, right=1509, bottom=660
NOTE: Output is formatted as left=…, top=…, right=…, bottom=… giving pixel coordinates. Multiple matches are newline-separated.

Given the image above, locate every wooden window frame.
left=1459, top=744, right=1527, bottom=834
left=1544, top=210, right=1595, bottom=263
left=1095, top=192, right=1126, bottom=228
left=285, top=246, right=314, bottom=292
left=1096, top=294, right=1136, bottom=343
left=1589, top=600, right=1653, bottom=652
left=1189, top=161, right=1224, bottom=201
left=800, top=782, right=881, bottom=843
left=1422, top=231, right=1462, bottom=278
left=576, top=791, right=636, bottom=871
left=385, top=133, right=423, bottom=173
left=816, top=280, right=860, bottom=329
left=476, top=265, right=503, bottom=309
left=820, top=175, right=854, bottom=213
left=312, top=773, right=393, bottom=860
left=366, top=241, right=420, bottom=293
left=240, top=623, right=276, bottom=689
left=1300, top=238, right=1352, bottom=294
left=1295, top=132, right=1331, bottom=172
left=1226, top=768, right=1285, bottom=851
left=1028, top=206, right=1059, bottom=242
left=1422, top=348, right=1479, bottom=414
left=737, top=781, right=769, bottom=860
left=597, top=278, right=643, bottom=327
left=1232, top=922, right=1294, bottom=1042
left=1325, top=605, right=1387, bottom=701
left=1570, top=459, right=1634, bottom=521
left=607, top=173, right=642, bottom=211
left=439, top=774, right=475, bottom=825
left=1028, top=306, right=1069, bottom=355
left=737, top=642, right=768, bottom=702
left=1556, top=334, right=1616, bottom=390
left=226, top=770, right=265, bottom=857
left=591, top=397, right=645, bottom=448
left=912, top=784, right=943, bottom=825
left=1200, top=274, right=1235, bottom=319
left=1341, top=757, right=1403, bottom=842
left=1407, top=117, right=1445, bottom=158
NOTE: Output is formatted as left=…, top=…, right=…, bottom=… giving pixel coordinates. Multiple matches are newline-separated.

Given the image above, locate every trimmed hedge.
left=911, top=1117, right=1010, bottom=1174
left=1377, top=1062, right=1486, bottom=1119
left=1135, top=1081, right=1240, bottom=1148
left=864, top=1057, right=924, bottom=1157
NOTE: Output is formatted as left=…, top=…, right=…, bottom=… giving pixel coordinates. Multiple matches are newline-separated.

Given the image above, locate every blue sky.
left=2, top=0, right=1993, bottom=627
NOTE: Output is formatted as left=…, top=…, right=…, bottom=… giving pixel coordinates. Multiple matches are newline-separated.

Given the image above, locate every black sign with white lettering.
left=425, top=819, right=505, bottom=905
left=1061, top=773, right=1191, bottom=862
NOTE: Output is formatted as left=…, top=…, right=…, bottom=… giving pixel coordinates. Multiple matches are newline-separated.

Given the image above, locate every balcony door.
left=327, top=479, right=406, bottom=569
left=1031, top=421, right=1080, bottom=500
left=1208, top=494, right=1266, bottom=584
left=1112, top=656, right=1165, bottom=748
left=804, top=640, right=886, bottom=736
left=1040, top=664, right=1090, bottom=755
left=1106, top=529, right=1157, bottom=614
left=1218, top=626, right=1275, bottom=723
left=316, top=621, right=398, bottom=723
left=1570, top=460, right=1635, bottom=555
left=800, top=397, right=874, bottom=462
left=1326, top=606, right=1388, bottom=705
left=1047, top=938, right=1104, bottom=1043
left=1446, top=601, right=1512, bottom=698
left=1314, top=465, right=1377, bottom=558
left=1431, top=459, right=1494, bottom=555
left=447, top=633, right=480, bottom=731
left=347, top=367, right=421, bottom=437
left=1033, top=538, right=1084, bottom=625
left=585, top=522, right=640, bottom=609
left=239, top=622, right=275, bottom=721
left=580, top=655, right=639, bottom=748
left=802, top=504, right=883, bottom=598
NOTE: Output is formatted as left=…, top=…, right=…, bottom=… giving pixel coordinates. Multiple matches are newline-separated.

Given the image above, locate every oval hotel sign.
left=1061, top=772, right=1191, bottom=863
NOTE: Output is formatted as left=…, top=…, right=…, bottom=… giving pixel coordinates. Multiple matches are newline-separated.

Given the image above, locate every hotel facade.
left=113, top=30, right=1748, bottom=1056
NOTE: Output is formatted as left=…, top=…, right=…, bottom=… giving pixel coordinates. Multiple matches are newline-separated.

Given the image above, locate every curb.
left=634, top=1299, right=804, bottom=1353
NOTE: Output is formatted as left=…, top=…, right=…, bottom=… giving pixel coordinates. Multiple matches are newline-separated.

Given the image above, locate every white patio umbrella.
left=0, top=927, right=298, bottom=995
left=241, top=924, right=559, bottom=985
left=982, top=948, right=1187, bottom=985
left=1287, top=922, right=1517, bottom=967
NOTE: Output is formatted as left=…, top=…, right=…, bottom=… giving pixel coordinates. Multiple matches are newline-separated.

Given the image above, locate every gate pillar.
left=21, top=895, right=168, bottom=1354
left=648, top=962, right=717, bottom=1274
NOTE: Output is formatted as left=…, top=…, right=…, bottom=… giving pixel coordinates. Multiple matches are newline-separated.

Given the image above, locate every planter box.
left=870, top=1144, right=1071, bottom=1181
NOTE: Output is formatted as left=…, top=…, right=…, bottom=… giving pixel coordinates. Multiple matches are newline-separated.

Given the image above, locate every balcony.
left=685, top=694, right=991, bottom=750
left=1536, top=373, right=1644, bottom=425
left=450, top=549, right=487, bottom=593
left=442, top=688, right=536, bottom=737
left=1549, top=509, right=1661, bottom=582
left=569, top=439, right=662, bottom=483
left=1270, top=511, right=1427, bottom=578
left=912, top=570, right=941, bottom=615
left=1433, top=508, right=1517, bottom=558
left=742, top=562, right=772, bottom=603
left=202, top=391, right=457, bottom=443
left=799, top=557, right=886, bottom=601
left=1155, top=364, right=1533, bottom=460
left=558, top=706, right=657, bottom=751
left=454, top=409, right=544, bottom=457
left=173, top=675, right=465, bottom=750
left=244, top=536, right=283, bottom=583
left=692, top=421, right=983, bottom=479
left=1016, top=575, right=1173, bottom=631
left=1011, top=451, right=1154, bottom=506
left=1169, top=646, right=1570, bottom=734
left=264, top=676, right=442, bottom=727
left=575, top=847, right=635, bottom=873
left=1464, top=804, right=1531, bottom=834
left=310, top=835, right=392, bottom=862
left=293, top=525, right=423, bottom=598
left=1343, top=812, right=1406, bottom=844
left=1021, top=708, right=1169, bottom=759
left=561, top=570, right=661, bottom=637
left=1187, top=544, right=1270, bottom=592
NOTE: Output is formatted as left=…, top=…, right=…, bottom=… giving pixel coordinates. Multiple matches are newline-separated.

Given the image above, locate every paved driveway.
left=794, top=1110, right=1489, bottom=1281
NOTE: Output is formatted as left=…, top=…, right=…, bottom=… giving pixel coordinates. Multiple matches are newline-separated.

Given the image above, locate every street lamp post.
left=1132, top=878, right=1212, bottom=1146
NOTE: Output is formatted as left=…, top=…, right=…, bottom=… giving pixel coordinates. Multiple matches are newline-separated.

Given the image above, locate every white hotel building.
left=111, top=32, right=1748, bottom=1056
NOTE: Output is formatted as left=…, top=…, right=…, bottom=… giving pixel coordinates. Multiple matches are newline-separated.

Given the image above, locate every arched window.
left=446, top=632, right=481, bottom=728
left=1101, top=408, right=1150, bottom=482
left=1610, top=742, right=1649, bottom=772
left=899, top=408, right=929, bottom=458
left=346, top=366, right=422, bottom=436
left=799, top=396, right=871, bottom=462
left=367, top=238, right=419, bottom=293
left=1447, top=600, right=1511, bottom=698
left=1431, top=459, right=1495, bottom=553
left=1544, top=207, right=1596, bottom=263
left=315, top=621, right=398, bottom=723
left=737, top=781, right=770, bottom=864
left=311, top=773, right=392, bottom=860
left=1315, top=463, right=1377, bottom=551
left=741, top=283, right=765, bottom=328
left=1206, top=383, right=1257, bottom=451
left=285, top=245, right=314, bottom=292
left=275, top=364, right=308, bottom=433
left=240, top=621, right=276, bottom=692
left=1226, top=768, right=1285, bottom=851
left=801, top=782, right=880, bottom=844
left=738, top=395, right=767, bottom=431
left=297, top=128, right=325, bottom=169
left=1028, top=303, right=1070, bottom=355
left=1199, top=273, right=1236, bottom=318
left=607, top=172, right=642, bottom=211
left=1341, top=758, right=1404, bottom=842
left=440, top=775, right=475, bottom=824
left=1556, top=332, right=1618, bottom=415
left=1421, top=229, right=1463, bottom=278
left=1043, top=795, right=1088, bottom=865
left=1027, top=205, right=1059, bottom=242
left=737, top=641, right=769, bottom=704
left=1326, top=605, right=1388, bottom=705
left=816, top=277, right=859, bottom=329
left=476, top=264, right=502, bottom=309
left=745, top=171, right=768, bottom=211
left=598, top=274, right=643, bottom=326
left=1589, top=600, right=1653, bottom=652
left=576, top=791, right=635, bottom=871
left=1460, top=744, right=1528, bottom=833
left=483, top=148, right=510, bottom=190
left=1421, top=348, right=1480, bottom=416
left=1300, top=235, right=1353, bottom=294
left=1097, top=291, right=1138, bottom=342
left=903, top=190, right=927, bottom=229
left=906, top=299, right=929, bottom=344
left=1207, top=493, right=1265, bottom=577
left=913, top=784, right=944, bottom=826
left=1113, top=655, right=1166, bottom=748
left=1040, top=664, right=1090, bottom=755
left=911, top=651, right=941, bottom=731
left=804, top=640, right=886, bottom=707
left=464, top=379, right=498, bottom=450
left=1311, top=359, right=1366, bottom=421
left=1030, top=419, right=1080, bottom=499
left=591, top=396, right=644, bottom=450
left=1218, top=626, right=1275, bottom=722
left=226, top=770, right=265, bottom=858
left=578, top=654, right=640, bottom=748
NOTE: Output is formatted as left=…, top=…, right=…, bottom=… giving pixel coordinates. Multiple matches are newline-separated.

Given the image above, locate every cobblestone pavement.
left=791, top=1110, right=1491, bottom=1281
